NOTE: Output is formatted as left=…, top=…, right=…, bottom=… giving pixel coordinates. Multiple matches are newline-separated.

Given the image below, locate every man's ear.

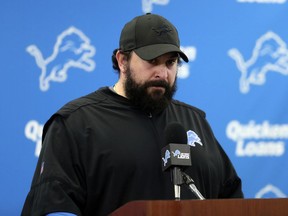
left=116, top=50, right=128, bottom=73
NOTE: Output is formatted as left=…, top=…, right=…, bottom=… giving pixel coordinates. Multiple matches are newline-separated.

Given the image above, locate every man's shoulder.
left=42, top=87, right=109, bottom=139
left=170, top=99, right=206, bottom=118
left=57, top=87, right=109, bottom=117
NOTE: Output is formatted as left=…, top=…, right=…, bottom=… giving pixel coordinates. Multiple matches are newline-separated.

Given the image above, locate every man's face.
left=124, top=52, right=179, bottom=113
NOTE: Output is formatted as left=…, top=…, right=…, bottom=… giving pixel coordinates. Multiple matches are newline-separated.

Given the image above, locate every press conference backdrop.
left=1, top=0, right=288, bottom=214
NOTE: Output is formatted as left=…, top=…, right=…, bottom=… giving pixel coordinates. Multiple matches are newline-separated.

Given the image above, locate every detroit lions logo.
left=255, top=184, right=286, bottom=198
left=187, top=130, right=203, bottom=147
left=152, top=25, right=172, bottom=36
left=142, top=0, right=170, bottom=13
left=26, top=26, right=96, bottom=91
left=171, top=149, right=181, bottom=157
left=162, top=150, right=171, bottom=166
left=228, top=31, right=288, bottom=94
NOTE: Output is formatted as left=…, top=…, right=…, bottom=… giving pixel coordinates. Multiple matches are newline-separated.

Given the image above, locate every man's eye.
left=148, top=59, right=157, bottom=64
left=167, top=59, right=177, bottom=66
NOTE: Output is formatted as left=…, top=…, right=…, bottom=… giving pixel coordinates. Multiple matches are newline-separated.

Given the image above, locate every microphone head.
left=165, top=122, right=187, bottom=145
left=161, top=122, right=191, bottom=171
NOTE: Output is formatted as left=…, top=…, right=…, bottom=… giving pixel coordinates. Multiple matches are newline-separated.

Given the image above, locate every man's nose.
left=155, top=64, right=168, bottom=80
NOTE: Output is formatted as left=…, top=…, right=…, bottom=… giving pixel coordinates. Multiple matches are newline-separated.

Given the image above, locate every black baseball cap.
left=119, top=13, right=189, bottom=63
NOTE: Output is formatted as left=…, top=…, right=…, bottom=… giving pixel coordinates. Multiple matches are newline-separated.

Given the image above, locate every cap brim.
left=134, top=44, right=189, bottom=63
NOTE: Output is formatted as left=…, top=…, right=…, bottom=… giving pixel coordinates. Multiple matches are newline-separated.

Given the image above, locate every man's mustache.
left=144, top=80, right=169, bottom=88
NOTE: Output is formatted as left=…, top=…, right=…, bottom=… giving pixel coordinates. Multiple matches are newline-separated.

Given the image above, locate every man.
left=22, top=13, right=243, bottom=216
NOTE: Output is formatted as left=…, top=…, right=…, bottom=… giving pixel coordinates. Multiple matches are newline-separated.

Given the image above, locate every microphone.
left=161, top=122, right=192, bottom=200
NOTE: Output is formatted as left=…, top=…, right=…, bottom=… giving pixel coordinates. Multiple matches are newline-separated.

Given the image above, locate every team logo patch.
left=187, top=130, right=203, bottom=147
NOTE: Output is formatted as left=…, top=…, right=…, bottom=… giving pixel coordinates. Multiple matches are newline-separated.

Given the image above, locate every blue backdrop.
left=1, top=0, right=288, bottom=215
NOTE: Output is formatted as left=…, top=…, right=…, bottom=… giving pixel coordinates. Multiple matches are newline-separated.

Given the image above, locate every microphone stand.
left=172, top=167, right=184, bottom=200
left=182, top=171, right=205, bottom=200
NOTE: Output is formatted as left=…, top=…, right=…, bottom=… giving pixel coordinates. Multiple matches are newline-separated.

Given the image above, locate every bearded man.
left=22, top=13, right=243, bottom=216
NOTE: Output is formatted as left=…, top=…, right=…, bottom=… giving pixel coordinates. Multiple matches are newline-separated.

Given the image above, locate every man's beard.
left=124, top=67, right=177, bottom=114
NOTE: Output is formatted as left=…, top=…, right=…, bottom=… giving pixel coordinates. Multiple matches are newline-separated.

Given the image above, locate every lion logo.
left=162, top=149, right=171, bottom=166
left=26, top=26, right=96, bottom=91
left=187, top=130, right=203, bottom=147
left=255, top=184, right=286, bottom=198
left=228, top=31, right=288, bottom=94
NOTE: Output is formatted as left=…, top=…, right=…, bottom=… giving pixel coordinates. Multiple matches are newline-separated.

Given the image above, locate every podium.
left=110, top=198, right=288, bottom=216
